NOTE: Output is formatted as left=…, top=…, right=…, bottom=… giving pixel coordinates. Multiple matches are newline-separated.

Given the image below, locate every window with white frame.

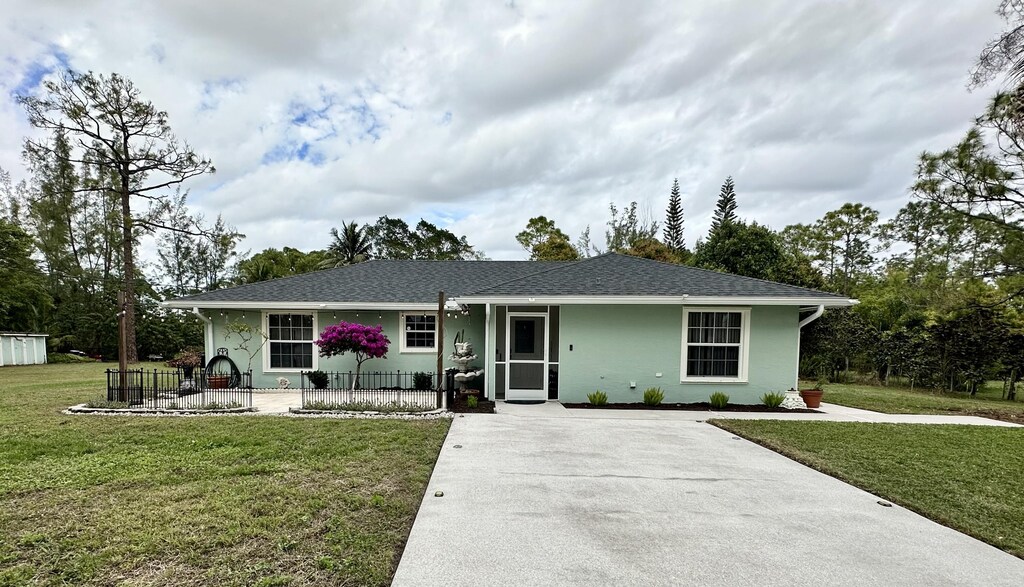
left=681, top=309, right=749, bottom=382
left=400, top=312, right=437, bottom=352
left=266, top=313, right=316, bottom=370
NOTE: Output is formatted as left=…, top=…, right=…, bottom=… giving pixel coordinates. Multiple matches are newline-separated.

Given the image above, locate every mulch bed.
left=449, top=396, right=496, bottom=414
left=562, top=402, right=821, bottom=413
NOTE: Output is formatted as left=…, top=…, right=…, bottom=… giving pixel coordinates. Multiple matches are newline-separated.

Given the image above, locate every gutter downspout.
left=193, top=307, right=214, bottom=361
left=795, top=305, right=825, bottom=390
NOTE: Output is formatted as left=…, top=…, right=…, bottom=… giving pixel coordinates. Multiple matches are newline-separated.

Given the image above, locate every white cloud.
left=0, top=0, right=1006, bottom=261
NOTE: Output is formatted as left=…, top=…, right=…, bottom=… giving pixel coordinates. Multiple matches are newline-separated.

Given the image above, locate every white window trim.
left=262, top=310, right=319, bottom=373
left=399, top=311, right=438, bottom=354
left=680, top=307, right=750, bottom=384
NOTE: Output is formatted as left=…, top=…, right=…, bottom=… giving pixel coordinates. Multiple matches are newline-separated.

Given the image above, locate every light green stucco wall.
left=205, top=307, right=486, bottom=389
left=556, top=305, right=798, bottom=404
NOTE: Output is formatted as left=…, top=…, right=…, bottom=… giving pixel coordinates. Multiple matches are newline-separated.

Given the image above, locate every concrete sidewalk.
left=393, top=413, right=1024, bottom=586
left=495, top=400, right=1021, bottom=427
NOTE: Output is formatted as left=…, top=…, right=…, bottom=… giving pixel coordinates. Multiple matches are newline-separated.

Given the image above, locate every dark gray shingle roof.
left=170, top=260, right=573, bottom=304
left=463, top=253, right=847, bottom=299
left=169, top=253, right=848, bottom=305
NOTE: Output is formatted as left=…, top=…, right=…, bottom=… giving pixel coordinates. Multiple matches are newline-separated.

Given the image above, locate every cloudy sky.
left=0, top=0, right=1010, bottom=260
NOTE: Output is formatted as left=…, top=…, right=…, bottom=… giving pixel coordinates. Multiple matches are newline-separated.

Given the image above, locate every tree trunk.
left=120, top=172, right=138, bottom=364
left=1009, top=369, right=1018, bottom=401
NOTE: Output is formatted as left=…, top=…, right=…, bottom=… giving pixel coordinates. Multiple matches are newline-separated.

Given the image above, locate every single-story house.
left=165, top=253, right=856, bottom=404
left=0, top=332, right=49, bottom=366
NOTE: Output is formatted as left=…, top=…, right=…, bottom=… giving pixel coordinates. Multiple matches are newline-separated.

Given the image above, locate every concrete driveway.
left=393, top=409, right=1024, bottom=586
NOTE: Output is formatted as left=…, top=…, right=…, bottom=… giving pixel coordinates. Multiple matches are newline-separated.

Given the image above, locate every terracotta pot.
left=207, top=375, right=230, bottom=389
left=799, top=389, right=824, bottom=409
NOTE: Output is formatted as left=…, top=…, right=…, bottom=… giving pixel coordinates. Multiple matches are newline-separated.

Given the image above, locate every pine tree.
left=663, top=178, right=684, bottom=251
left=710, top=176, right=738, bottom=233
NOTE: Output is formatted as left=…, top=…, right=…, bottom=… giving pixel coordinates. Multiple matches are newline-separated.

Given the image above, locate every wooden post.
left=117, top=291, right=128, bottom=401
left=436, top=291, right=445, bottom=407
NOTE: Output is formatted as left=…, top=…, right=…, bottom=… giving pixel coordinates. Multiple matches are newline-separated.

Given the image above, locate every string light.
left=333, top=311, right=337, bottom=319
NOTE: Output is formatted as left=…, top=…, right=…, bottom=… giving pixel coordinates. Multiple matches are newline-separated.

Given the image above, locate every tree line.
left=6, top=2, right=1024, bottom=393
left=0, top=70, right=483, bottom=362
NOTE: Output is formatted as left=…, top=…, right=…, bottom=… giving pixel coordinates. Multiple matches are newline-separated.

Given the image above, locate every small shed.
left=0, top=333, right=49, bottom=366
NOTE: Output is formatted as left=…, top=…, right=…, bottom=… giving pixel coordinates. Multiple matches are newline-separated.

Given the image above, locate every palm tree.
left=323, top=221, right=372, bottom=267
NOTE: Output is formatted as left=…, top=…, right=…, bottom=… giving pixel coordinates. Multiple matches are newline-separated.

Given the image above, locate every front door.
left=506, top=314, right=547, bottom=401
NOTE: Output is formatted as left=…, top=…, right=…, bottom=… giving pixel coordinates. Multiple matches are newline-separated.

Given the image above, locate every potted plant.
left=167, top=348, right=203, bottom=379
left=800, top=377, right=826, bottom=408
left=207, top=373, right=230, bottom=388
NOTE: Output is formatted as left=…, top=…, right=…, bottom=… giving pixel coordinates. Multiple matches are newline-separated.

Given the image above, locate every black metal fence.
left=104, top=368, right=253, bottom=409
left=300, top=370, right=447, bottom=410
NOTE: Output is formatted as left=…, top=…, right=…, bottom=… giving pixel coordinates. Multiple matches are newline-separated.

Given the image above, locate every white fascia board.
left=451, top=295, right=857, bottom=307
left=162, top=300, right=438, bottom=311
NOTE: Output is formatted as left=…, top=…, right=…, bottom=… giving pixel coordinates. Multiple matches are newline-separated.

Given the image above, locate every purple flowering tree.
left=315, top=321, right=391, bottom=389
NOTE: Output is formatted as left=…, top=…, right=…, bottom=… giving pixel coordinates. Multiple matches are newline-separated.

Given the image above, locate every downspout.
left=193, top=307, right=214, bottom=362
left=795, top=305, right=825, bottom=390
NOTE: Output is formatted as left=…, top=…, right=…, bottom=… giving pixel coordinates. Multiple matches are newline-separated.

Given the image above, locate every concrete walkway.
left=496, top=400, right=1022, bottom=427
left=393, top=411, right=1024, bottom=586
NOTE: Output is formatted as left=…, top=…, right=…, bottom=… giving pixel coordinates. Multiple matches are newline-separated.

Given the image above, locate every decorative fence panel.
left=105, top=368, right=253, bottom=409
left=300, top=370, right=447, bottom=410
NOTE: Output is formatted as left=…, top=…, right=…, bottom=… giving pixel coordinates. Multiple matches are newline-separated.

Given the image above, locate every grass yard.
left=817, top=381, right=1024, bottom=423
left=713, top=419, right=1024, bottom=558
left=0, top=362, right=450, bottom=586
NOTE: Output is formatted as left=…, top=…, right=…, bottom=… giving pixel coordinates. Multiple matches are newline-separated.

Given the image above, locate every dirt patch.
left=563, top=402, right=821, bottom=413
left=449, top=396, right=495, bottom=414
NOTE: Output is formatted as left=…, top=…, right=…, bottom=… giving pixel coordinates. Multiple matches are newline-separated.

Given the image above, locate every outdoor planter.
left=799, top=389, right=824, bottom=409
left=207, top=374, right=230, bottom=389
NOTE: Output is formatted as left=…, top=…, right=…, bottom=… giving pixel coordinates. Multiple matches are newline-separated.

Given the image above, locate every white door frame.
left=505, top=311, right=549, bottom=401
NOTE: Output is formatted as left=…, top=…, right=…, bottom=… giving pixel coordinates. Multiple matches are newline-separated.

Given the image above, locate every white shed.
left=0, top=333, right=49, bottom=366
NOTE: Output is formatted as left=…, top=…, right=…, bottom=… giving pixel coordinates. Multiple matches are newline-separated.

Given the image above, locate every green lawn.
left=0, top=362, right=450, bottom=586
left=817, top=381, right=1024, bottom=423
left=713, top=420, right=1024, bottom=558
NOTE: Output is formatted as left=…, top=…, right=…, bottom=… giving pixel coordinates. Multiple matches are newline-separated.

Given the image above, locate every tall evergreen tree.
left=19, top=70, right=214, bottom=362
left=663, top=178, right=684, bottom=251
left=710, top=176, right=738, bottom=233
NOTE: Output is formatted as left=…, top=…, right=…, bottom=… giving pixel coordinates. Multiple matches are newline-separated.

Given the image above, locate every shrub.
left=167, top=347, right=203, bottom=368
left=306, top=370, right=330, bottom=389
left=467, top=396, right=478, bottom=408
left=761, top=392, right=786, bottom=408
left=709, top=392, right=729, bottom=409
left=587, top=391, right=608, bottom=406
left=643, top=387, right=664, bottom=406
left=302, top=400, right=433, bottom=413
left=413, top=371, right=433, bottom=390
left=84, top=400, right=128, bottom=409
left=48, top=352, right=96, bottom=364
left=198, top=401, right=243, bottom=410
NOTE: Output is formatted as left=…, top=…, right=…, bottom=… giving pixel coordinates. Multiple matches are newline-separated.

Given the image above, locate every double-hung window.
left=265, top=312, right=316, bottom=370
left=681, top=308, right=749, bottom=382
left=400, top=312, right=437, bottom=352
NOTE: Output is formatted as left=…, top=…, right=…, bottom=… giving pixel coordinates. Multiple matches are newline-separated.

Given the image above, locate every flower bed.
left=562, top=402, right=820, bottom=413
